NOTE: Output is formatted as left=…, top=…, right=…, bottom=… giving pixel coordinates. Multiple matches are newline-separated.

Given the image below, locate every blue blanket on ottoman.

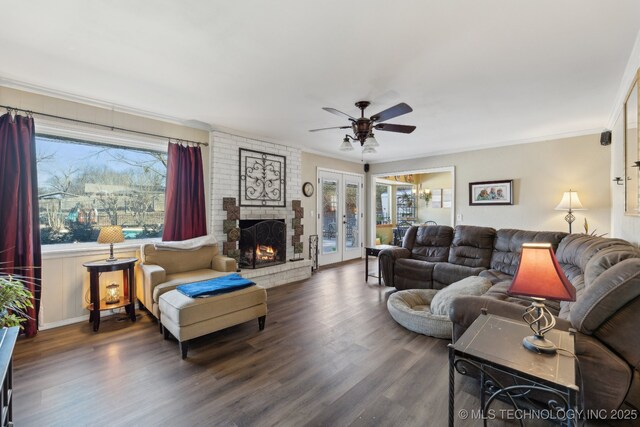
left=177, top=273, right=255, bottom=298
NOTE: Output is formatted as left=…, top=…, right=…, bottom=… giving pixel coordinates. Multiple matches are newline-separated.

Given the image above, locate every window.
left=36, top=135, right=167, bottom=245
left=376, top=184, right=391, bottom=225
left=396, top=185, right=416, bottom=223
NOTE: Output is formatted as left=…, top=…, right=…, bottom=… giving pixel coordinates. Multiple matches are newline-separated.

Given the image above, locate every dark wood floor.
left=14, top=260, right=529, bottom=426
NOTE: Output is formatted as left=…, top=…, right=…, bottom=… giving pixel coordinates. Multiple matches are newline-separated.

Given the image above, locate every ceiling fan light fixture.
left=339, top=137, right=353, bottom=151
left=362, top=146, right=377, bottom=154
left=312, top=101, right=415, bottom=156
left=363, top=133, right=379, bottom=148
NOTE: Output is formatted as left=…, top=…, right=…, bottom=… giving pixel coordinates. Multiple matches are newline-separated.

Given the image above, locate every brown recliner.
left=379, top=225, right=453, bottom=290
left=450, top=235, right=640, bottom=412
left=379, top=225, right=496, bottom=290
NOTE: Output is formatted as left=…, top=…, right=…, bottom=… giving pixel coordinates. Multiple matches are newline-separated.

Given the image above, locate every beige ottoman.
left=159, top=285, right=267, bottom=358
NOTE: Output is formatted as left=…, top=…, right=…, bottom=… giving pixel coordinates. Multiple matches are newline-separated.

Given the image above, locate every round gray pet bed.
left=387, top=276, right=492, bottom=339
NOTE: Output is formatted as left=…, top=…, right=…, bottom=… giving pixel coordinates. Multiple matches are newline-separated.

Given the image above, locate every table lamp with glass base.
left=508, top=243, right=576, bottom=354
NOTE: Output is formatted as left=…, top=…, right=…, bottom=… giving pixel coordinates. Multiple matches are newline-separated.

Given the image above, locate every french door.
left=318, top=170, right=363, bottom=266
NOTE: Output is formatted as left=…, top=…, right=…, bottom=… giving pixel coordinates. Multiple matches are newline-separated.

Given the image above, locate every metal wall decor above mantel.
left=239, top=148, right=286, bottom=207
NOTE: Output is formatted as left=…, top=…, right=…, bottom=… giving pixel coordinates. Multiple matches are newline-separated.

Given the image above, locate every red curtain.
left=0, top=113, right=41, bottom=337
left=162, top=143, right=207, bottom=241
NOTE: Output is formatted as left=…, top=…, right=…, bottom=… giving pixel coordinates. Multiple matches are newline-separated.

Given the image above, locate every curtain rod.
left=1, top=104, right=209, bottom=147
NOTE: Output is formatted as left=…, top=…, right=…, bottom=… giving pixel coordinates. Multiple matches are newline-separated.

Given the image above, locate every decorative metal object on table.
left=82, top=258, right=138, bottom=332
left=448, top=313, right=580, bottom=427
left=309, top=235, right=318, bottom=272
left=290, top=200, right=304, bottom=262
left=239, top=148, right=286, bottom=207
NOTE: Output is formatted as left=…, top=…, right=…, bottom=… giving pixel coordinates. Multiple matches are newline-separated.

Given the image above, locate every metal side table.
left=448, top=313, right=579, bottom=427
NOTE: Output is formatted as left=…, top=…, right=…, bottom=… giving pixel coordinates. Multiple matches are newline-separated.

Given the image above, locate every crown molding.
left=0, top=76, right=212, bottom=131
left=355, top=127, right=602, bottom=164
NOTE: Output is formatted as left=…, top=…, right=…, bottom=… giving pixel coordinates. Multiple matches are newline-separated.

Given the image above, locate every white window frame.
left=36, top=118, right=169, bottom=257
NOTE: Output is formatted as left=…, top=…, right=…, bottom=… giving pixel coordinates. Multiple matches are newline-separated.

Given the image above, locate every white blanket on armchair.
left=154, top=235, right=217, bottom=251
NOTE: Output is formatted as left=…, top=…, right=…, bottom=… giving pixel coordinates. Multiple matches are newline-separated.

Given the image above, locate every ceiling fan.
left=309, top=101, right=416, bottom=153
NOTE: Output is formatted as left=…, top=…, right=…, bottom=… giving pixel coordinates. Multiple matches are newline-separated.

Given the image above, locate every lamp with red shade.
left=507, top=243, right=576, bottom=354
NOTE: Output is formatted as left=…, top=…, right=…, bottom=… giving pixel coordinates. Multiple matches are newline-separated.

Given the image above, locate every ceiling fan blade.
left=370, top=103, right=413, bottom=123
left=374, top=123, right=416, bottom=134
left=309, top=126, right=352, bottom=132
left=322, top=107, right=356, bottom=121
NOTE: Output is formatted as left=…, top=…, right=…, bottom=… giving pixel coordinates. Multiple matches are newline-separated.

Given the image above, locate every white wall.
left=370, top=133, right=611, bottom=235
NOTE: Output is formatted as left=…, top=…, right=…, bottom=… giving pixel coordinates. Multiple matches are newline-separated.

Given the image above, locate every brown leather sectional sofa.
left=379, top=224, right=640, bottom=412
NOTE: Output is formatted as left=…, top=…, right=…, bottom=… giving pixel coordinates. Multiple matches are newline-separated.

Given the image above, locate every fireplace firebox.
left=239, top=219, right=286, bottom=269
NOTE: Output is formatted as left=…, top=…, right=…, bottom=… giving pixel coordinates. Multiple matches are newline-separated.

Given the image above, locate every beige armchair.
left=137, top=242, right=237, bottom=320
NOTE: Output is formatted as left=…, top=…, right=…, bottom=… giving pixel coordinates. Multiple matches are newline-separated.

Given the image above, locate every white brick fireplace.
left=209, top=131, right=311, bottom=287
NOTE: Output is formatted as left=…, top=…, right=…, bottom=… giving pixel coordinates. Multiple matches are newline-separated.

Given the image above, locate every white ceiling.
left=1, top=1, right=639, bottom=163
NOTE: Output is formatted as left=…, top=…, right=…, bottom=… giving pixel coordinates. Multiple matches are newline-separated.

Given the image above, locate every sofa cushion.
left=431, top=276, right=492, bottom=316
left=490, top=229, right=567, bottom=276
left=558, top=275, right=585, bottom=319
left=395, top=258, right=436, bottom=289
left=555, top=234, right=631, bottom=275
left=481, top=281, right=562, bottom=315
left=404, top=225, right=454, bottom=262
left=432, top=263, right=486, bottom=288
left=142, top=243, right=218, bottom=275
left=448, top=225, right=495, bottom=268
left=569, top=258, right=640, bottom=335
left=479, top=269, right=512, bottom=284
left=575, top=334, right=633, bottom=413
left=583, top=244, right=640, bottom=288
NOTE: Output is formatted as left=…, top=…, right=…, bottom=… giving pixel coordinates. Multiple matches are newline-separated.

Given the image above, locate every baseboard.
left=40, top=302, right=140, bottom=330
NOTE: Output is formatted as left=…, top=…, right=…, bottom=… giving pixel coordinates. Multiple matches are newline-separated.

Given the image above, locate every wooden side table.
left=82, top=258, right=138, bottom=332
left=364, top=244, right=397, bottom=285
left=448, top=313, right=579, bottom=427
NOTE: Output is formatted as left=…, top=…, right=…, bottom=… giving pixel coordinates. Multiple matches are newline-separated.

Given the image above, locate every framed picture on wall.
left=442, top=189, right=452, bottom=208
left=469, top=180, right=513, bottom=206
left=431, top=189, right=442, bottom=208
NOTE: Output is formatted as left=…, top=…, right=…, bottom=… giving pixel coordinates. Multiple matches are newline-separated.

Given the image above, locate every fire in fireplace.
left=239, top=219, right=286, bottom=269
left=256, top=245, right=276, bottom=261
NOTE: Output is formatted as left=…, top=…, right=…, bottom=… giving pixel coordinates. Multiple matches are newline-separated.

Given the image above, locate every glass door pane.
left=345, top=182, right=359, bottom=250
left=318, top=170, right=362, bottom=266
left=321, top=178, right=338, bottom=255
